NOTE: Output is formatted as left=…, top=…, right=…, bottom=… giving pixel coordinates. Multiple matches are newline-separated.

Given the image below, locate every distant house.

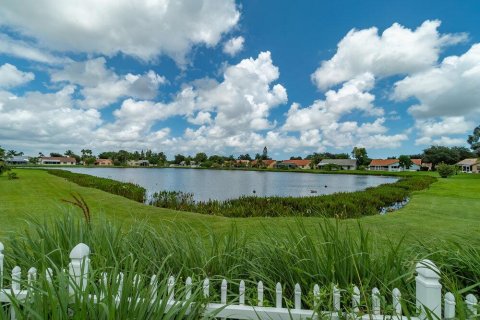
left=369, top=159, right=400, bottom=171
left=276, top=159, right=311, bottom=169
left=368, top=158, right=423, bottom=172
left=39, top=157, right=76, bottom=165
left=234, top=160, right=250, bottom=167
left=411, top=159, right=432, bottom=171
left=128, top=160, right=150, bottom=167
left=317, top=159, right=357, bottom=170
left=251, top=159, right=277, bottom=168
left=6, top=156, right=30, bottom=165
left=456, top=158, right=479, bottom=173
left=95, top=159, right=113, bottom=166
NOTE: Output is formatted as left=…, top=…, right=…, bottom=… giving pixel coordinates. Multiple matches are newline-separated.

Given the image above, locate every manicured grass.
left=0, top=169, right=479, bottom=246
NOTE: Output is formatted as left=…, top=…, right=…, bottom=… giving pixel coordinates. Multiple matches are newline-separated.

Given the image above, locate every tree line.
left=1, top=124, right=479, bottom=169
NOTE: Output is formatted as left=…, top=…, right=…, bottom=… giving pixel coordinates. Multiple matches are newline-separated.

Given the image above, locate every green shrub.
left=437, top=163, right=456, bottom=178
left=47, top=169, right=146, bottom=202
left=0, top=160, right=10, bottom=175
left=7, top=172, right=18, bottom=179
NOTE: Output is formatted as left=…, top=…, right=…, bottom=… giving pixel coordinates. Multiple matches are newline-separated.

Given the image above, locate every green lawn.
left=1, top=168, right=479, bottom=244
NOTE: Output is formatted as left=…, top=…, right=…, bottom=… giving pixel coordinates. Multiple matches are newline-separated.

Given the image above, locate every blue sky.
left=0, top=0, right=479, bottom=159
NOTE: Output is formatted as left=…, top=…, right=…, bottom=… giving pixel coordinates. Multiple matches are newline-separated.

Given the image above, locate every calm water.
left=60, top=167, right=397, bottom=201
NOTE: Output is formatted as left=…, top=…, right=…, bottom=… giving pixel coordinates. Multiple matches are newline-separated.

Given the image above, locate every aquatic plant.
left=150, top=176, right=436, bottom=218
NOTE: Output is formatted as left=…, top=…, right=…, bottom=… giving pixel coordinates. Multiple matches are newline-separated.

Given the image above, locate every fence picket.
left=444, top=292, right=455, bottom=320
left=45, top=268, right=53, bottom=284
left=294, top=283, right=301, bottom=310
left=239, top=280, right=245, bottom=305
left=11, top=266, right=21, bottom=291
left=333, top=285, right=340, bottom=311
left=313, top=284, right=320, bottom=309
left=352, top=285, right=360, bottom=313
left=185, top=277, right=192, bottom=300
left=27, top=267, right=37, bottom=286
left=203, top=278, right=209, bottom=298
left=465, top=294, right=477, bottom=319
left=372, top=287, right=381, bottom=315
left=168, top=276, right=175, bottom=302
left=0, top=242, right=4, bottom=289
left=133, top=274, right=141, bottom=290
left=393, top=288, right=402, bottom=316
left=116, top=272, right=124, bottom=298
left=275, top=282, right=282, bottom=308
left=100, top=272, right=108, bottom=299
left=221, top=279, right=227, bottom=304
left=257, top=281, right=264, bottom=307
left=149, top=275, right=158, bottom=300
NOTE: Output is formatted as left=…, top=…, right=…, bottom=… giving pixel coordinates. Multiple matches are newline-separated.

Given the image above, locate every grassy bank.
left=1, top=169, right=479, bottom=246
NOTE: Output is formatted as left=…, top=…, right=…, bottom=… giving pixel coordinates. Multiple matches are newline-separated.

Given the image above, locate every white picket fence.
left=0, top=242, right=478, bottom=319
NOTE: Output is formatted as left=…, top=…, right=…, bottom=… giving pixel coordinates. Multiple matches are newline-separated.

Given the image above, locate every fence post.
left=416, top=259, right=441, bottom=320
left=0, top=242, right=4, bottom=289
left=68, top=243, right=90, bottom=295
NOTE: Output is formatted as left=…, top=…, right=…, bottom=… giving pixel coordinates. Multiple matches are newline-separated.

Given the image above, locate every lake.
left=60, top=167, right=398, bottom=201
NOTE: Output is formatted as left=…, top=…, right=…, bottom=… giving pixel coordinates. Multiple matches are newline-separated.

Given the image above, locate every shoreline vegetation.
left=149, top=176, right=436, bottom=218
left=47, top=169, right=146, bottom=203
left=46, top=168, right=436, bottom=218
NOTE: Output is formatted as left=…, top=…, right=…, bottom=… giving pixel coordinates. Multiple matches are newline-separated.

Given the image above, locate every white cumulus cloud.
left=312, top=20, right=466, bottom=90
left=223, top=36, right=245, bottom=56
left=393, top=43, right=480, bottom=119
left=51, top=57, right=166, bottom=109
left=0, top=63, right=35, bottom=88
left=0, top=0, right=240, bottom=63
left=0, top=86, right=102, bottom=151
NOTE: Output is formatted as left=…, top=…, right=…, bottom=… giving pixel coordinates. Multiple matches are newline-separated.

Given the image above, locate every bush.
left=437, top=163, right=456, bottom=178
left=47, top=169, right=146, bottom=202
left=7, top=172, right=18, bottom=179
left=0, top=160, right=10, bottom=175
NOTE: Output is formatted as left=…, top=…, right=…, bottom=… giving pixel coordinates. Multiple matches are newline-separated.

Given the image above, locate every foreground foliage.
left=1, top=214, right=478, bottom=318
left=149, top=176, right=437, bottom=218
left=47, top=169, right=146, bottom=203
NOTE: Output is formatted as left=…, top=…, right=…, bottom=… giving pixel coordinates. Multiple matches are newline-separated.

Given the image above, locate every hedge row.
left=47, top=169, right=146, bottom=203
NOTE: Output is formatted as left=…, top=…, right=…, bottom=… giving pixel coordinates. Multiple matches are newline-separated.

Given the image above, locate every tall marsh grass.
left=149, top=176, right=437, bottom=218
left=2, top=212, right=478, bottom=318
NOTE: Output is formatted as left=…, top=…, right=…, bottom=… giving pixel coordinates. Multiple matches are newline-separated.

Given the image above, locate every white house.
left=6, top=156, right=30, bottom=165
left=39, top=157, right=76, bottom=165
left=368, top=159, right=423, bottom=172
left=317, top=159, right=357, bottom=170
left=128, top=160, right=150, bottom=167
left=456, top=158, right=480, bottom=173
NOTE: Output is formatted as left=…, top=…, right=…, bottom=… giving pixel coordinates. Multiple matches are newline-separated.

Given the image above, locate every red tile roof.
left=411, top=159, right=422, bottom=166
left=251, top=159, right=276, bottom=166
left=40, top=157, right=76, bottom=163
left=282, top=159, right=311, bottom=166
left=369, top=159, right=399, bottom=166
